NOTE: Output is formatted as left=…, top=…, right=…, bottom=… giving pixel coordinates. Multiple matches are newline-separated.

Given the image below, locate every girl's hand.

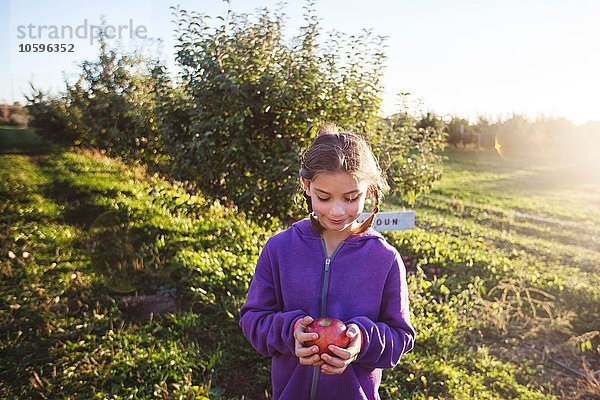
left=319, top=323, right=362, bottom=375
left=294, top=316, right=324, bottom=366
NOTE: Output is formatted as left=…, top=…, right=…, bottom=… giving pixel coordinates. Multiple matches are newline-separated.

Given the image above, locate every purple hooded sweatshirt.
left=239, top=219, right=415, bottom=400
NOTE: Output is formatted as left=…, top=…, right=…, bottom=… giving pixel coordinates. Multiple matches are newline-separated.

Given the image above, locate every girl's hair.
left=300, top=123, right=389, bottom=234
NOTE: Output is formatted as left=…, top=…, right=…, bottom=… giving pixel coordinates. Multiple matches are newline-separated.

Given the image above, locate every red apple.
left=305, top=317, right=351, bottom=356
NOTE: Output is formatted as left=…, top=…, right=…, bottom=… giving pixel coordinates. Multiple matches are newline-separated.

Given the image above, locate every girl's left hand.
left=319, top=323, right=362, bottom=375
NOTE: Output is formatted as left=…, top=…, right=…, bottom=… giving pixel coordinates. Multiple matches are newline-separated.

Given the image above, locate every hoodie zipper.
left=310, top=239, right=344, bottom=400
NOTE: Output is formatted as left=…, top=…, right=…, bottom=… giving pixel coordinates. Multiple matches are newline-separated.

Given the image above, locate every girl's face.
left=303, top=171, right=370, bottom=235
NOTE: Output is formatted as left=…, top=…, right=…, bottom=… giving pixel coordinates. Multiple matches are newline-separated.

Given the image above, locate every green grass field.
left=1, top=128, right=598, bottom=399
left=431, top=149, right=600, bottom=229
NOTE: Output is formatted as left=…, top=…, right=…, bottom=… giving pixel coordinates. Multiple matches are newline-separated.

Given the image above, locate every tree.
left=372, top=98, right=447, bottom=207
left=26, top=3, right=447, bottom=220
left=171, top=2, right=387, bottom=218
left=28, top=34, right=166, bottom=166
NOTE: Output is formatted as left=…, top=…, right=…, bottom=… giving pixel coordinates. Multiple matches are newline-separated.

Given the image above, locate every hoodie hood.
left=291, top=218, right=384, bottom=245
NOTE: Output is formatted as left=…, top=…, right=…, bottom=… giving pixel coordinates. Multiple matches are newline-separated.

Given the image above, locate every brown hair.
left=300, top=123, right=389, bottom=234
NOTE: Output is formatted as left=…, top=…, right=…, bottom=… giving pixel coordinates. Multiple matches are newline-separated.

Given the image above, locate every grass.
left=387, top=148, right=600, bottom=398
left=432, top=149, right=600, bottom=228
left=0, top=128, right=271, bottom=398
left=1, top=129, right=598, bottom=399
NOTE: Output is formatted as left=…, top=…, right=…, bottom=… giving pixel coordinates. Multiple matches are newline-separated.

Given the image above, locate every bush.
left=26, top=3, right=447, bottom=220
left=171, top=2, right=386, bottom=218
left=373, top=107, right=447, bottom=206
left=26, top=91, right=82, bottom=144
left=27, top=36, right=167, bottom=167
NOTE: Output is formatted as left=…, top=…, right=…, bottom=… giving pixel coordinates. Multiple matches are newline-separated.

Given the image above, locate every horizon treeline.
left=445, top=114, right=600, bottom=163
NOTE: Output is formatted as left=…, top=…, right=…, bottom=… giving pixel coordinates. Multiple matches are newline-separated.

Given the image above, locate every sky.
left=2, top=0, right=600, bottom=124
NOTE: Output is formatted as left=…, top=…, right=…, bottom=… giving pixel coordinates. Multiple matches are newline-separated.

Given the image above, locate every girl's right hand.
left=294, top=316, right=324, bottom=366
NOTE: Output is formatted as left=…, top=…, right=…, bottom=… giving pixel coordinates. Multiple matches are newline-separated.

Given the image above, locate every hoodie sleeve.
left=347, top=253, right=415, bottom=369
left=239, top=240, right=305, bottom=358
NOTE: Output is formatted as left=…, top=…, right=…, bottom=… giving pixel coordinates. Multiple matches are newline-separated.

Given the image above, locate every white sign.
left=357, top=211, right=415, bottom=232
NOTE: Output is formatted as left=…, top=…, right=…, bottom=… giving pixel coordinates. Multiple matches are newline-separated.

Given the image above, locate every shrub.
left=171, top=2, right=386, bottom=219
left=27, top=36, right=167, bottom=167
left=373, top=107, right=447, bottom=207
left=26, top=3, right=447, bottom=220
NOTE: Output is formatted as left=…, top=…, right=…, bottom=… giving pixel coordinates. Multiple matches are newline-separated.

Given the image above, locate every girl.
left=239, top=125, right=415, bottom=400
